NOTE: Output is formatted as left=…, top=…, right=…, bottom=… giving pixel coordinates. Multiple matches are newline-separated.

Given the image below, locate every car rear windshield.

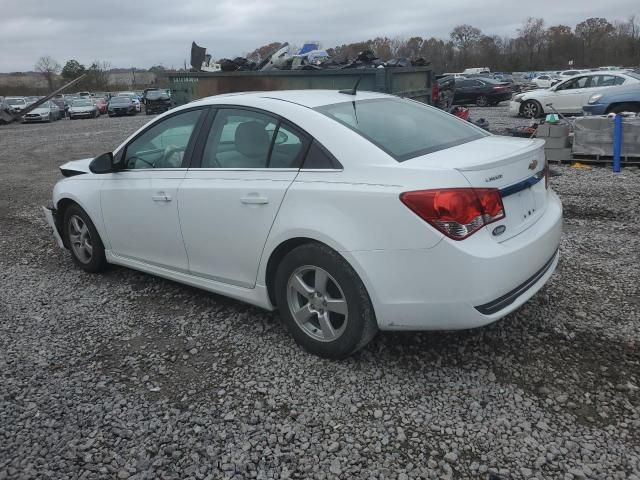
left=111, top=97, right=131, bottom=104
left=314, top=97, right=488, bottom=161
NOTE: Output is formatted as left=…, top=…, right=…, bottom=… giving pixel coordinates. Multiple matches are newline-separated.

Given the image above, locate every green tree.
left=61, top=59, right=86, bottom=81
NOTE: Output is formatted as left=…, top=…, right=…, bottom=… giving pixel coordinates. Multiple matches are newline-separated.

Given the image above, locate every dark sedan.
left=453, top=77, right=513, bottom=106
left=144, top=89, right=173, bottom=115
left=107, top=96, right=137, bottom=117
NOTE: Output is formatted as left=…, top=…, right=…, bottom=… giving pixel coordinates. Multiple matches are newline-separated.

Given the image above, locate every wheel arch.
left=604, top=101, right=640, bottom=114
left=263, top=236, right=376, bottom=315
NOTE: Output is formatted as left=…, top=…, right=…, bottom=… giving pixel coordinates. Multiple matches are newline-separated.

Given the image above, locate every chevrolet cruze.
left=44, top=90, right=562, bottom=358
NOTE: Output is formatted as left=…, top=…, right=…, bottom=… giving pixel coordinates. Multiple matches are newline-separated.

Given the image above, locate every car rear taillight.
left=400, top=188, right=505, bottom=240
left=431, top=82, right=440, bottom=104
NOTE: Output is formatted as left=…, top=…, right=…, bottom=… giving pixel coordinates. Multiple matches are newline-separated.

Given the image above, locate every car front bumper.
left=509, top=101, right=522, bottom=116
left=582, top=104, right=607, bottom=116
left=347, top=190, right=563, bottom=331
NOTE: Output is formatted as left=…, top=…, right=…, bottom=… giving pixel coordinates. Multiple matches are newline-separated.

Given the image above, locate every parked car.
left=22, top=101, right=57, bottom=123
left=94, top=98, right=108, bottom=115
left=43, top=90, right=562, bottom=358
left=453, top=77, right=512, bottom=106
left=69, top=99, right=99, bottom=119
left=49, top=101, right=63, bottom=120
left=5, top=97, right=27, bottom=113
left=583, top=83, right=640, bottom=115
left=510, top=71, right=640, bottom=118
left=531, top=75, right=560, bottom=89
left=108, top=96, right=137, bottom=116
left=144, top=89, right=172, bottom=115
left=118, top=91, right=142, bottom=112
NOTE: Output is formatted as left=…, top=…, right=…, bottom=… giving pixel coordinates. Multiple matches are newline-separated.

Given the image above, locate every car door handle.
left=240, top=194, right=269, bottom=205
left=152, top=193, right=172, bottom=202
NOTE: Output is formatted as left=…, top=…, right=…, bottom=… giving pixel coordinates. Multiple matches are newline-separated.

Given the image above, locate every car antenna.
left=339, top=76, right=363, bottom=95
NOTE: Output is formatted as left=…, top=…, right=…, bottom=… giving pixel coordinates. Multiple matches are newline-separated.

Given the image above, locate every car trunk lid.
left=401, top=136, right=548, bottom=241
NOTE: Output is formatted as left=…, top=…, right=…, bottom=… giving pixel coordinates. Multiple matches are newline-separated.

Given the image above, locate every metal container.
left=167, top=67, right=433, bottom=106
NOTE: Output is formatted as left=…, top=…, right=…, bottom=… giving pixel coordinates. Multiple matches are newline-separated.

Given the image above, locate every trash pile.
left=191, top=41, right=430, bottom=73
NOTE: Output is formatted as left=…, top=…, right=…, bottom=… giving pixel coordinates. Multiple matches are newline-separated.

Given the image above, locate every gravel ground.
left=0, top=114, right=639, bottom=480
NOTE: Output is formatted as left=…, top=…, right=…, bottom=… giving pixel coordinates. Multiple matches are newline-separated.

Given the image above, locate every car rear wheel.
left=275, top=243, right=377, bottom=359
left=522, top=100, right=542, bottom=118
left=63, top=204, right=107, bottom=273
left=475, top=95, right=489, bottom=107
left=608, top=103, right=640, bottom=114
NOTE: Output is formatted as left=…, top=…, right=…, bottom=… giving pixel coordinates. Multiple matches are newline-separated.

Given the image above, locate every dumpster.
left=168, top=67, right=433, bottom=106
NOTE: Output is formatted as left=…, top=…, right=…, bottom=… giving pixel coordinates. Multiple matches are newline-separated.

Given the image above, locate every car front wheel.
left=63, top=204, right=107, bottom=273
left=522, top=100, right=542, bottom=118
left=475, top=95, right=489, bottom=107
left=275, top=243, right=378, bottom=359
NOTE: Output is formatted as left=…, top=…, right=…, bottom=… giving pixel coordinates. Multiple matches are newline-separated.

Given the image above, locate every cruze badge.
left=528, top=159, right=538, bottom=170
left=485, top=174, right=503, bottom=182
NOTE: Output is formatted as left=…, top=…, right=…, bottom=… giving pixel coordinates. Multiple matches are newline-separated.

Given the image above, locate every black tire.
left=63, top=204, right=107, bottom=273
left=521, top=100, right=543, bottom=118
left=608, top=103, right=640, bottom=114
left=274, top=243, right=378, bottom=359
left=475, top=95, right=489, bottom=107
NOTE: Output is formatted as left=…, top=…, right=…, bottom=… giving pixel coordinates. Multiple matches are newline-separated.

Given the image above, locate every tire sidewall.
left=63, top=204, right=107, bottom=273
left=274, top=243, right=376, bottom=359
left=522, top=100, right=541, bottom=118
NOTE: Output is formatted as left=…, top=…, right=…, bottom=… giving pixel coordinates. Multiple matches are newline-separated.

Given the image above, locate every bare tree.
left=450, top=24, right=482, bottom=66
left=34, top=56, right=61, bottom=90
left=518, top=18, right=546, bottom=69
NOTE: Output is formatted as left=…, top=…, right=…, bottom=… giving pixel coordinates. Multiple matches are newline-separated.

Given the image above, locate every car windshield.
left=146, top=90, right=168, bottom=100
left=6, top=98, right=25, bottom=105
left=73, top=100, right=92, bottom=107
left=315, top=98, right=488, bottom=161
left=110, top=97, right=131, bottom=104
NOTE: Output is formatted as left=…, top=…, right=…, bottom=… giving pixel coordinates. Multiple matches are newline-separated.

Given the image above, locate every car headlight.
left=588, top=94, right=603, bottom=105
left=513, top=94, right=524, bottom=103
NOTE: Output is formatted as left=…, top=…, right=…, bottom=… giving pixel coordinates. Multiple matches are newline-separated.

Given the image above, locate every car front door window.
left=123, top=109, right=202, bottom=169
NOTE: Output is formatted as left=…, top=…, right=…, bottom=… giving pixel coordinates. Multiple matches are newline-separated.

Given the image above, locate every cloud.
left=0, top=0, right=638, bottom=71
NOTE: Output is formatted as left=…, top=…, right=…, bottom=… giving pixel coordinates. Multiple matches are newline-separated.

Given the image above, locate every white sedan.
left=510, top=71, right=640, bottom=118
left=44, top=90, right=562, bottom=358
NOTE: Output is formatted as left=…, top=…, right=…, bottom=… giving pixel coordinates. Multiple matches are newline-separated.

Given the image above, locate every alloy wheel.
left=476, top=95, right=488, bottom=107
left=522, top=101, right=539, bottom=118
left=286, top=266, right=348, bottom=342
left=68, top=214, right=93, bottom=264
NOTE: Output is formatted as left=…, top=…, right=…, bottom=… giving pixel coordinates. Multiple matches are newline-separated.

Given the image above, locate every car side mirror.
left=89, top=152, right=116, bottom=174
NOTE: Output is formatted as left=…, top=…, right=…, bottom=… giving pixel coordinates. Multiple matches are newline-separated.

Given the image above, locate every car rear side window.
left=302, top=141, right=341, bottom=169
left=314, top=97, right=487, bottom=161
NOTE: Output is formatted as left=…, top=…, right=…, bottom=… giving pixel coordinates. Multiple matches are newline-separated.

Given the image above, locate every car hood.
left=30, top=107, right=51, bottom=114
left=521, top=88, right=555, bottom=99
left=70, top=106, right=94, bottom=111
left=59, top=158, right=93, bottom=177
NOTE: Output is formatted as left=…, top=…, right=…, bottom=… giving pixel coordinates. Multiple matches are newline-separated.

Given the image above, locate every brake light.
left=400, top=188, right=505, bottom=240
left=431, top=82, right=440, bottom=104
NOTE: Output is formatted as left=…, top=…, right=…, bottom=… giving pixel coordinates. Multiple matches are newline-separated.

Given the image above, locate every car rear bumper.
left=582, top=104, right=607, bottom=116
left=509, top=101, right=521, bottom=116
left=347, top=190, right=563, bottom=331
left=42, top=206, right=65, bottom=249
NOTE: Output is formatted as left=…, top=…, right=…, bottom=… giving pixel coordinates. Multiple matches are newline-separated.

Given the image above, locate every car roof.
left=197, top=89, right=393, bottom=109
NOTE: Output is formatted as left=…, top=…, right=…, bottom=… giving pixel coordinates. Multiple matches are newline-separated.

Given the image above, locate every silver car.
left=22, top=101, right=57, bottom=123
left=68, top=99, right=99, bottom=120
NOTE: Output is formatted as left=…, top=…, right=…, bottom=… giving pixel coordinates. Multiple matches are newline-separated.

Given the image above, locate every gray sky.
left=0, top=0, right=638, bottom=71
